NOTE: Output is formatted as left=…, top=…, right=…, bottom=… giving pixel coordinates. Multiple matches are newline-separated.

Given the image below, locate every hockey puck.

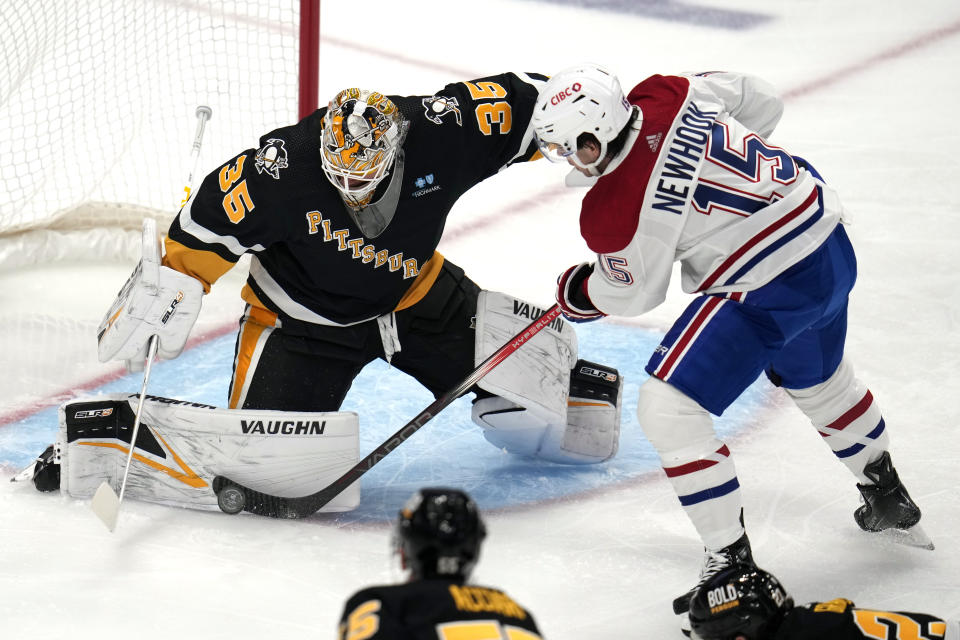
left=217, top=485, right=246, bottom=515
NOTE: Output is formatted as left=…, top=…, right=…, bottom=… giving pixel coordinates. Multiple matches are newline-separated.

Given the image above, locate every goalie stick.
left=90, top=335, right=158, bottom=530
left=212, top=304, right=565, bottom=519
left=90, top=105, right=213, bottom=532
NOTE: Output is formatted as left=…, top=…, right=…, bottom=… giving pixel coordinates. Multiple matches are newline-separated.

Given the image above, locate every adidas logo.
left=646, top=132, right=663, bottom=152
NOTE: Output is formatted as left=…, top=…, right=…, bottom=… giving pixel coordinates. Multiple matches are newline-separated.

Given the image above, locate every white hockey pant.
left=637, top=377, right=743, bottom=550
left=783, top=357, right=889, bottom=484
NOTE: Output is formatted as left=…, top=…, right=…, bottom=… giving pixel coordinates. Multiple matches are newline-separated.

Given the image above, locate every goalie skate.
left=9, top=444, right=59, bottom=491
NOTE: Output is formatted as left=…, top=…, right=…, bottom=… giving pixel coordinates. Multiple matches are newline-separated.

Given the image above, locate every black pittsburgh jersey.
left=165, top=72, right=547, bottom=326
left=338, top=580, right=543, bottom=640
left=774, top=599, right=949, bottom=640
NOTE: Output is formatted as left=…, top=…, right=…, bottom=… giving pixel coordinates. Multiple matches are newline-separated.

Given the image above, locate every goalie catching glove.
left=556, top=262, right=606, bottom=322
left=96, top=218, right=203, bottom=368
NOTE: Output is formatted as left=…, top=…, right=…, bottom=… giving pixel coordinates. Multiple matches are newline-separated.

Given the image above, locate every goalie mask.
left=688, top=565, right=794, bottom=640
left=320, top=88, right=408, bottom=236
left=393, top=487, right=486, bottom=581
left=531, top=63, right=634, bottom=176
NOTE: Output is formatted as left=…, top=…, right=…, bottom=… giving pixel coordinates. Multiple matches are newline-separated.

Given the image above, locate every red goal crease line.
left=2, top=17, right=958, bottom=431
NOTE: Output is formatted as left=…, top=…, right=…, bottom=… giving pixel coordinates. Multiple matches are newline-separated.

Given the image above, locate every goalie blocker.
left=472, top=291, right=622, bottom=464
left=96, top=218, right=204, bottom=370
left=20, top=394, right=361, bottom=513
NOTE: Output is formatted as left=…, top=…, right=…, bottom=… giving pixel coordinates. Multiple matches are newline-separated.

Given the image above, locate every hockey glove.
left=556, top=262, right=606, bottom=322
left=96, top=218, right=203, bottom=369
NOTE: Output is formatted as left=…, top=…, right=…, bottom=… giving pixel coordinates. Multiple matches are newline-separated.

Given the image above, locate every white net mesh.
left=0, top=0, right=303, bottom=265
left=0, top=1, right=310, bottom=419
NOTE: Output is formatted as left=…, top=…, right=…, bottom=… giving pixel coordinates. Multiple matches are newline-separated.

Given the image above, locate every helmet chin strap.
left=575, top=149, right=610, bottom=177
left=573, top=106, right=643, bottom=178
left=569, top=138, right=612, bottom=176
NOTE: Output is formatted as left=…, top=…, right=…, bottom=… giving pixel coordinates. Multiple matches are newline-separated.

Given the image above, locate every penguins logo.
left=422, top=95, right=462, bottom=126
left=255, top=138, right=290, bottom=179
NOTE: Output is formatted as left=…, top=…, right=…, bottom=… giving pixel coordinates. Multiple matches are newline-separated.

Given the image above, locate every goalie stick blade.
left=91, top=481, right=121, bottom=532
left=870, top=523, right=935, bottom=551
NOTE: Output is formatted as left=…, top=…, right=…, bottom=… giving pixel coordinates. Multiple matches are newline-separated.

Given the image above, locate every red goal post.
left=0, top=0, right=320, bottom=269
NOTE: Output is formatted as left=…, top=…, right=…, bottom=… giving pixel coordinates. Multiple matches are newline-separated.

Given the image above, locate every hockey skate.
left=672, top=533, right=755, bottom=616
left=9, top=444, right=60, bottom=492
left=854, top=451, right=933, bottom=550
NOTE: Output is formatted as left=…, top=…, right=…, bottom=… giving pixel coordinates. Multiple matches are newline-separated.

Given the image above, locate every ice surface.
left=1, top=1, right=958, bottom=637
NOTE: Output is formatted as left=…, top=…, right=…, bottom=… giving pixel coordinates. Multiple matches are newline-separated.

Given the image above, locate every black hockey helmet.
left=394, top=487, right=486, bottom=581
left=688, top=565, right=793, bottom=640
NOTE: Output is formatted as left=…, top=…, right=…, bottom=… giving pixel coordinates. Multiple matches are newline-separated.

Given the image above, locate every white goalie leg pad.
left=97, top=218, right=204, bottom=366
left=783, top=357, right=890, bottom=483
left=637, top=377, right=743, bottom=550
left=473, top=396, right=551, bottom=457
left=555, top=360, right=623, bottom=462
left=472, top=360, right=622, bottom=465
left=944, top=619, right=960, bottom=640
left=474, top=290, right=577, bottom=424
left=57, top=394, right=361, bottom=513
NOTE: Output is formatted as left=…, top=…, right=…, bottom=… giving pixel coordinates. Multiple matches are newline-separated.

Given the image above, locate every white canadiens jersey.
left=580, top=72, right=846, bottom=317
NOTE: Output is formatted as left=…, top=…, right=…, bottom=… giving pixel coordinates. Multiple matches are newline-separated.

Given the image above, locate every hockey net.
left=0, top=1, right=319, bottom=422
left=0, top=0, right=318, bottom=268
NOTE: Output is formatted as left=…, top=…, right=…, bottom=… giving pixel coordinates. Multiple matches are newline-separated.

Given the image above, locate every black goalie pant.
left=228, top=261, right=484, bottom=412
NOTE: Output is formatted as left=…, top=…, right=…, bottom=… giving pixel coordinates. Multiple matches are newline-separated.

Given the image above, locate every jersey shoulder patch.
left=253, top=137, right=290, bottom=180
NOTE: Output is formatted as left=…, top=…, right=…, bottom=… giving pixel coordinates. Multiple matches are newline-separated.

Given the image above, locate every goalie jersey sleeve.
left=774, top=599, right=951, bottom=639
left=164, top=71, right=547, bottom=326
left=579, top=72, right=843, bottom=318
left=338, top=580, right=543, bottom=640
left=405, top=71, right=547, bottom=177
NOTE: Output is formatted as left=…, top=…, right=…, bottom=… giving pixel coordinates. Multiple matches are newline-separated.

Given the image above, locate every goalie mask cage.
left=0, top=0, right=320, bottom=269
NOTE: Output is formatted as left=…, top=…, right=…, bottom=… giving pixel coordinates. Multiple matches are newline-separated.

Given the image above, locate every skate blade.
left=9, top=460, right=37, bottom=483
left=872, top=523, right=934, bottom=550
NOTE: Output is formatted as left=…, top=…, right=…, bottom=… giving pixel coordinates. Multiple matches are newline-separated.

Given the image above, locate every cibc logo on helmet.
left=550, top=82, right=582, bottom=105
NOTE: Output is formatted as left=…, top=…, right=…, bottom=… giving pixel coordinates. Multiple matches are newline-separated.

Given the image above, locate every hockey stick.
left=181, top=105, right=213, bottom=208
left=90, top=335, right=159, bottom=531
left=213, top=303, right=565, bottom=519
left=90, top=105, right=213, bottom=532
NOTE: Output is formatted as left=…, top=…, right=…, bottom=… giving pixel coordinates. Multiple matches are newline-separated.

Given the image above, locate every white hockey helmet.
left=532, top=63, right=633, bottom=175
left=320, top=88, right=406, bottom=210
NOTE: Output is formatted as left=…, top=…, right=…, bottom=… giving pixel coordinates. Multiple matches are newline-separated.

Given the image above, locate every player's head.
left=320, top=88, right=407, bottom=210
left=393, top=487, right=487, bottom=581
left=688, top=565, right=794, bottom=640
left=531, top=63, right=635, bottom=176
